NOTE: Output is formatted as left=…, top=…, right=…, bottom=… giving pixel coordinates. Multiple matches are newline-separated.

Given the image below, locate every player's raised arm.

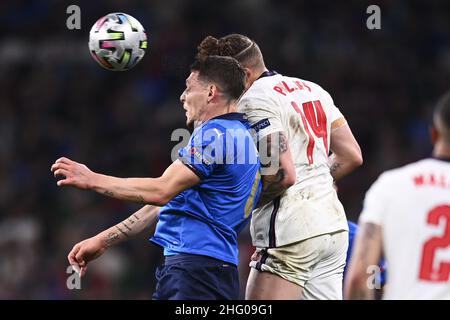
left=256, top=131, right=296, bottom=207
left=68, top=205, right=159, bottom=277
left=328, top=119, right=363, bottom=181
left=51, top=157, right=200, bottom=206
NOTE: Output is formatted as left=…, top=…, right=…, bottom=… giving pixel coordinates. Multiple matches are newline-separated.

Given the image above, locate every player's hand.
left=249, top=249, right=262, bottom=269
left=250, top=249, right=261, bottom=262
left=67, top=236, right=107, bottom=277
left=51, top=157, right=96, bottom=189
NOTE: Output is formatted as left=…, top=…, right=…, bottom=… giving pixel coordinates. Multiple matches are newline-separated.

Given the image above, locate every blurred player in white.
left=345, top=92, right=450, bottom=299
left=196, top=34, right=363, bottom=299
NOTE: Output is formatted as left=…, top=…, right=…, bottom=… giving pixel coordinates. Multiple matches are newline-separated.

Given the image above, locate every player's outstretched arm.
left=344, top=222, right=383, bottom=300
left=257, top=131, right=296, bottom=207
left=329, top=121, right=363, bottom=181
left=51, top=157, right=200, bottom=206
left=68, top=205, right=159, bottom=277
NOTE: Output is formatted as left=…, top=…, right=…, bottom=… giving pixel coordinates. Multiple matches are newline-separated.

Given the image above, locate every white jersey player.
left=240, top=73, right=349, bottom=248
left=345, top=92, right=450, bottom=300
left=196, top=34, right=363, bottom=299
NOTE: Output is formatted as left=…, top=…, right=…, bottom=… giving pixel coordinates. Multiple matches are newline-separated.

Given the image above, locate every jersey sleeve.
left=178, top=124, right=225, bottom=179
left=358, top=172, right=391, bottom=226
left=238, top=95, right=284, bottom=141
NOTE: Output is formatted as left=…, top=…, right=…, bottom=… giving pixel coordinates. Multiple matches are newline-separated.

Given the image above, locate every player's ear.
left=207, top=84, right=217, bottom=103
left=244, top=67, right=252, bottom=80
left=429, top=126, right=439, bottom=145
left=244, top=67, right=253, bottom=89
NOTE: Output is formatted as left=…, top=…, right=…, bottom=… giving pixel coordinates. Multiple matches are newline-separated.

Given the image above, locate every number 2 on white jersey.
left=419, top=205, right=450, bottom=282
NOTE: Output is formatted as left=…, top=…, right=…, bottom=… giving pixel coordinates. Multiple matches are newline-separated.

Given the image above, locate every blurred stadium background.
left=0, top=0, right=449, bottom=299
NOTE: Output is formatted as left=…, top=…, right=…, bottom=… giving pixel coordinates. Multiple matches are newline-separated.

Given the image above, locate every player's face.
left=180, top=71, right=208, bottom=129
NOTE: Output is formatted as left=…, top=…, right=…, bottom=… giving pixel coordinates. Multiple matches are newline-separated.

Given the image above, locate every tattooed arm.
left=329, top=120, right=363, bottom=181
left=257, top=131, right=296, bottom=207
left=51, top=158, right=200, bottom=206
left=344, top=222, right=383, bottom=300
left=67, top=205, right=160, bottom=277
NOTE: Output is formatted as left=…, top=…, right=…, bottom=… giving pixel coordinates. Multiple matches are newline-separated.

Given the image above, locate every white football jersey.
left=359, top=158, right=450, bottom=300
left=238, top=72, right=348, bottom=248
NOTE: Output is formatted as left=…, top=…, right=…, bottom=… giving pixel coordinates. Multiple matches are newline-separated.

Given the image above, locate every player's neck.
left=203, top=102, right=237, bottom=122
left=247, top=67, right=269, bottom=89
left=432, top=141, right=450, bottom=159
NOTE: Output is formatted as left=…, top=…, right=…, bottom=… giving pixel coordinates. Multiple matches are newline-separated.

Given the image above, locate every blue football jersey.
left=151, top=113, right=262, bottom=265
left=345, top=221, right=387, bottom=285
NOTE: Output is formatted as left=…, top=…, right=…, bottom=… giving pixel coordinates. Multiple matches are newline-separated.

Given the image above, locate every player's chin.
left=186, top=117, right=194, bottom=130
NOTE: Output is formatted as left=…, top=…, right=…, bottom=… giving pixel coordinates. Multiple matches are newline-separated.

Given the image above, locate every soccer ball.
left=89, top=13, right=147, bottom=71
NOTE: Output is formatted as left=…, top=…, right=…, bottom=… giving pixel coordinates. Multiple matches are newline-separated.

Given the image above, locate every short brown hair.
left=196, top=34, right=265, bottom=70
left=190, top=55, right=246, bottom=101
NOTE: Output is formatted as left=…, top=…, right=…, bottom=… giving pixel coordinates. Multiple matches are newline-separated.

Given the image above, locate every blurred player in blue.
left=51, top=56, right=262, bottom=300
left=344, top=221, right=387, bottom=297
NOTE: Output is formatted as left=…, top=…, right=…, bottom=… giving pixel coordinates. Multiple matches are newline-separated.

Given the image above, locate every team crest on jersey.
left=251, top=118, right=271, bottom=132
left=188, top=146, right=212, bottom=166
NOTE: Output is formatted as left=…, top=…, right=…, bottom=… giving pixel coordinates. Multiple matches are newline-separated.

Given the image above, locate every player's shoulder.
left=195, top=121, right=226, bottom=142
left=389, top=158, right=438, bottom=174
left=204, top=113, right=251, bottom=137
left=303, top=78, right=335, bottom=100
left=375, top=159, right=435, bottom=185
left=242, top=73, right=284, bottom=100
left=276, top=74, right=326, bottom=92
left=239, top=79, right=280, bottom=111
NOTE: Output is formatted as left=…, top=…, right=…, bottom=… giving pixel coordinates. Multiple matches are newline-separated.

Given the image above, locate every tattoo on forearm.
left=121, top=222, right=132, bottom=231
left=134, top=195, right=145, bottom=203
left=132, top=213, right=140, bottom=220
left=104, top=190, right=145, bottom=204
left=115, top=225, right=129, bottom=238
left=330, top=162, right=341, bottom=175
left=260, top=132, right=288, bottom=169
left=127, top=213, right=141, bottom=224
left=105, top=232, right=119, bottom=246
left=104, top=190, right=114, bottom=197
left=278, top=132, right=288, bottom=153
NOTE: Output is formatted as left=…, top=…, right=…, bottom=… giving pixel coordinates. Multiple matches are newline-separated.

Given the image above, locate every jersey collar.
left=432, top=156, right=450, bottom=163
left=210, top=112, right=246, bottom=122
left=257, top=70, right=278, bottom=80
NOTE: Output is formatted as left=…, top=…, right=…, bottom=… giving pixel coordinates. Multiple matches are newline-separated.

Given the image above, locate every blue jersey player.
left=52, top=56, right=262, bottom=300
left=344, top=221, right=386, bottom=292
